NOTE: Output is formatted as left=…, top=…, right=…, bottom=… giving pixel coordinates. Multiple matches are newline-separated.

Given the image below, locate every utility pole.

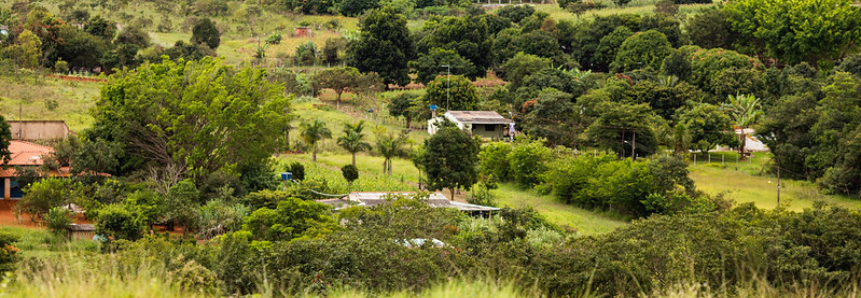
left=631, top=131, right=636, bottom=161
left=441, top=64, right=451, bottom=110
left=776, top=158, right=781, bottom=208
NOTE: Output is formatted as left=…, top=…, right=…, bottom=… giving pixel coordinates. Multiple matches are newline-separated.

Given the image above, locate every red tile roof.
left=5, top=141, right=54, bottom=166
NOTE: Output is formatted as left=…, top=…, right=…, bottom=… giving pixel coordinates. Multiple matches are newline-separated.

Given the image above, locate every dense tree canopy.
left=724, top=0, right=861, bottom=65
left=88, top=57, right=291, bottom=182
left=348, top=7, right=414, bottom=86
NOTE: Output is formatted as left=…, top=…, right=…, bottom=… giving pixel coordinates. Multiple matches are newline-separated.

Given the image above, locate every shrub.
left=20, top=178, right=75, bottom=220
left=289, top=162, right=305, bottom=181
left=45, top=207, right=73, bottom=236
left=240, top=197, right=336, bottom=241
left=96, top=204, right=144, bottom=241
left=0, top=229, right=19, bottom=273
left=197, top=199, right=250, bottom=240
left=54, top=59, right=69, bottom=73
left=467, top=182, right=496, bottom=207
left=478, top=142, right=513, bottom=181
left=265, top=33, right=282, bottom=45
left=507, top=139, right=552, bottom=188
left=341, top=164, right=359, bottom=185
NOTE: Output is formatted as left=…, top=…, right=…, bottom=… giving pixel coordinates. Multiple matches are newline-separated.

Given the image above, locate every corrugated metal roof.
left=316, top=192, right=500, bottom=211
left=446, top=111, right=514, bottom=124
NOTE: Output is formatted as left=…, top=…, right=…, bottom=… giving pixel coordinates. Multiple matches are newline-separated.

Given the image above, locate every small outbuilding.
left=427, top=111, right=514, bottom=140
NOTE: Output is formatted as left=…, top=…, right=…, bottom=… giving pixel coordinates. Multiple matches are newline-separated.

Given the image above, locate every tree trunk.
left=336, top=91, right=341, bottom=109
left=383, top=158, right=388, bottom=174
left=352, top=153, right=356, bottom=166
left=388, top=159, right=392, bottom=175
left=450, top=188, right=455, bottom=201
left=406, top=117, right=412, bottom=129
left=313, top=145, right=318, bottom=162
left=739, top=133, right=747, bottom=158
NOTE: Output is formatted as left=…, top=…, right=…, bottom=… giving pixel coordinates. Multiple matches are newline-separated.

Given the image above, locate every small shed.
left=294, top=27, right=312, bottom=37
left=427, top=111, right=514, bottom=140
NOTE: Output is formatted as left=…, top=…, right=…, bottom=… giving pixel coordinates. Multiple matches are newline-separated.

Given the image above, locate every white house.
left=427, top=111, right=514, bottom=140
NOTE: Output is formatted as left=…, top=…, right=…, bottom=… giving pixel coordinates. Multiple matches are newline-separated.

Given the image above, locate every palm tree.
left=375, top=132, right=410, bottom=175
left=300, top=120, right=332, bottom=162
left=338, top=121, right=371, bottom=166
left=338, top=133, right=371, bottom=167
left=722, top=93, right=764, bottom=157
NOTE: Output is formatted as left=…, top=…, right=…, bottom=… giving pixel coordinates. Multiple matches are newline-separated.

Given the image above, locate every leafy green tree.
left=314, top=67, right=362, bottom=108
left=611, top=30, right=673, bottom=72
left=514, top=68, right=584, bottom=103
left=409, top=48, right=478, bottom=85
left=348, top=7, right=414, bottom=86
left=322, top=37, right=347, bottom=65
left=508, top=139, right=552, bottom=188
left=241, top=197, right=335, bottom=241
left=88, top=57, right=291, bottom=180
left=388, top=93, right=419, bottom=128
left=639, top=14, right=684, bottom=47
left=499, top=52, right=552, bottom=92
left=683, top=46, right=762, bottom=91
left=496, top=5, right=535, bottom=23
left=1, top=29, right=41, bottom=68
left=586, top=102, right=659, bottom=158
left=661, top=49, right=691, bottom=81
left=417, top=16, right=492, bottom=73
left=724, top=0, right=861, bottom=65
left=722, top=93, right=764, bottom=155
left=510, top=30, right=571, bottom=67
left=595, top=26, right=634, bottom=72
left=684, top=7, right=737, bottom=49
left=191, top=18, right=220, bottom=49
left=836, top=53, right=861, bottom=77
left=162, top=179, right=200, bottom=232
left=375, top=131, right=410, bottom=175
left=0, top=115, right=10, bottom=164
left=524, top=89, right=578, bottom=147
left=301, top=120, right=333, bottom=162
left=755, top=93, right=820, bottom=180
left=422, top=127, right=480, bottom=199
left=338, top=0, right=379, bottom=16
left=84, top=15, right=117, bottom=41
left=424, top=75, right=478, bottom=112
left=573, top=14, right=641, bottom=71
left=679, top=103, right=738, bottom=154
left=337, top=121, right=371, bottom=166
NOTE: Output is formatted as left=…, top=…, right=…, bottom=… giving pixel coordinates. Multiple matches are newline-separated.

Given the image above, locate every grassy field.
left=0, top=75, right=100, bottom=132
left=688, top=151, right=861, bottom=211
left=494, top=184, right=627, bottom=235
left=2, top=226, right=99, bottom=258
left=290, top=151, right=627, bottom=235
left=515, top=1, right=714, bottom=24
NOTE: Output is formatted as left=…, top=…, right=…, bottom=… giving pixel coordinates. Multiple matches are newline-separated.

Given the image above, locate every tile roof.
left=446, top=111, right=514, bottom=125
left=6, top=141, right=54, bottom=166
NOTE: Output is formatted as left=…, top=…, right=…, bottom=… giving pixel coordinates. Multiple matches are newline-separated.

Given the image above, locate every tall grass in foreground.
left=5, top=251, right=861, bottom=298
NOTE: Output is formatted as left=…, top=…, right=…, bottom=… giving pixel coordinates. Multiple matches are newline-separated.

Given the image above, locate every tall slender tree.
left=722, top=93, right=764, bottom=156
left=300, top=120, right=332, bottom=162
left=337, top=121, right=371, bottom=166
left=375, top=131, right=410, bottom=175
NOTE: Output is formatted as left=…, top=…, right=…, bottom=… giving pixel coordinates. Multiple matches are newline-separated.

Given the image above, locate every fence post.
left=694, top=154, right=696, bottom=166
left=722, top=154, right=725, bottom=168
left=708, top=154, right=711, bottom=164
